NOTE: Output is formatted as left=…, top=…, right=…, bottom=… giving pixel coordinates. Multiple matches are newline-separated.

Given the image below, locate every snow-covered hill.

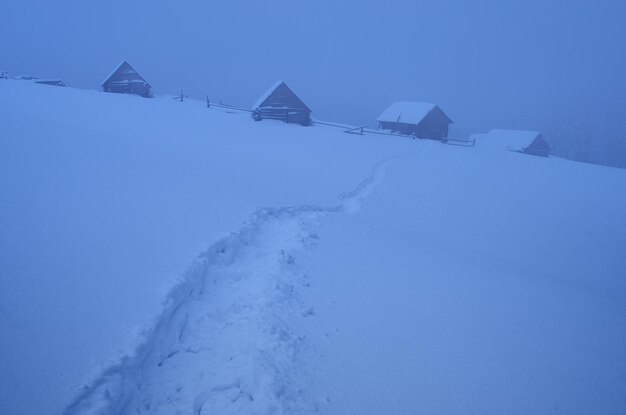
left=1, top=80, right=625, bottom=414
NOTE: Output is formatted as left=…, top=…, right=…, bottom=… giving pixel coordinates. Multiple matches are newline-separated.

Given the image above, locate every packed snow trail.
left=64, top=158, right=394, bottom=415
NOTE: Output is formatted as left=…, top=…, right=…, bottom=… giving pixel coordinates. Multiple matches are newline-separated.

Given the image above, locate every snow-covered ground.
left=1, top=80, right=625, bottom=414
left=298, top=146, right=626, bottom=413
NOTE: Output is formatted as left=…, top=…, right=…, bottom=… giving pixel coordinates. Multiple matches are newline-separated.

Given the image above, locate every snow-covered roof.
left=101, top=61, right=150, bottom=87
left=14, top=74, right=38, bottom=80
left=377, top=102, right=437, bottom=125
left=252, top=80, right=285, bottom=110
left=102, top=61, right=127, bottom=86
left=474, top=129, right=542, bottom=152
left=33, top=79, right=66, bottom=87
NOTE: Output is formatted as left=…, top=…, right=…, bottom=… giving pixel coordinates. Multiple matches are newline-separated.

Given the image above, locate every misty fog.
left=3, top=2, right=626, bottom=414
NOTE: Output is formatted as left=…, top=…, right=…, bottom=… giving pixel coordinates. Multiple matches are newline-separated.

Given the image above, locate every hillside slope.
left=299, top=146, right=626, bottom=414
left=1, top=81, right=625, bottom=414
left=0, top=81, right=406, bottom=414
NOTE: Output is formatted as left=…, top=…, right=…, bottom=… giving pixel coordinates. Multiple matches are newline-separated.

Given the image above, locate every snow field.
left=1, top=80, right=625, bottom=414
left=0, top=80, right=408, bottom=414
left=296, top=147, right=626, bottom=414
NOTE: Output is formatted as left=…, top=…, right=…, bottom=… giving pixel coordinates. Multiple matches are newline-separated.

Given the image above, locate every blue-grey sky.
left=2, top=0, right=625, bottom=138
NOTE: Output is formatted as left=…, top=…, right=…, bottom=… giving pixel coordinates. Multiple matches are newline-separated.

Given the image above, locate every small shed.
left=473, top=129, right=551, bottom=157
left=34, top=79, right=66, bottom=87
left=252, top=81, right=311, bottom=126
left=377, top=102, right=453, bottom=140
left=102, top=61, right=152, bottom=97
left=13, top=75, right=65, bottom=86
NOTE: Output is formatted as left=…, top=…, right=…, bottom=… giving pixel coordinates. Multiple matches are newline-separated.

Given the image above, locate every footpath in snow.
left=64, top=160, right=391, bottom=415
left=0, top=80, right=411, bottom=415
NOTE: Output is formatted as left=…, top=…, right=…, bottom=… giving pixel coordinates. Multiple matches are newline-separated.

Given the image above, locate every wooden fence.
left=200, top=98, right=474, bottom=147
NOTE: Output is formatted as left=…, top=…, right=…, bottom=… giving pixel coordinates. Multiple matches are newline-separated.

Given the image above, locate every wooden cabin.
left=102, top=61, right=152, bottom=97
left=472, top=129, right=551, bottom=157
left=377, top=102, right=453, bottom=140
left=34, top=79, right=66, bottom=87
left=14, top=75, right=66, bottom=86
left=252, top=81, right=311, bottom=126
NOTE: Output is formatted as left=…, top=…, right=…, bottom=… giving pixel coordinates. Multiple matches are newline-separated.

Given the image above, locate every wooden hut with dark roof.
left=377, top=102, right=453, bottom=140
left=252, top=81, right=311, bottom=126
left=102, top=61, right=152, bottom=97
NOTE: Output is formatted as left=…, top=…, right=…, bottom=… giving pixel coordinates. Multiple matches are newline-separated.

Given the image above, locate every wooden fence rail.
left=201, top=102, right=475, bottom=147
